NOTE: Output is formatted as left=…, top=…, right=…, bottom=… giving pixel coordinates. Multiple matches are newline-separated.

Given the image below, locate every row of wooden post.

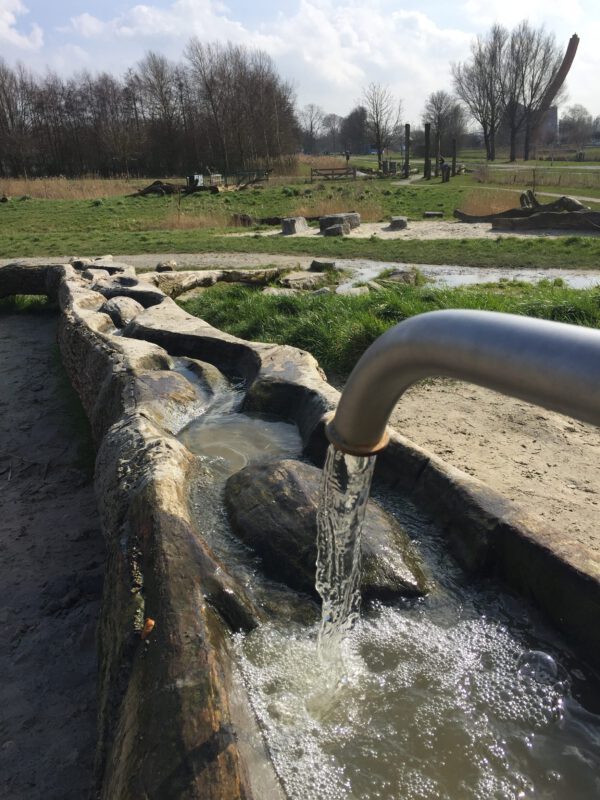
left=402, top=123, right=456, bottom=180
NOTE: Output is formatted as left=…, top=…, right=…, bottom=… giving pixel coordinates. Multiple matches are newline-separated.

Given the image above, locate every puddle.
left=333, top=259, right=600, bottom=292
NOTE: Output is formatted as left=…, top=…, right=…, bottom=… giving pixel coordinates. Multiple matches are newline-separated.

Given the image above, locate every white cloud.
left=33, top=0, right=600, bottom=119
left=68, top=1, right=256, bottom=44
left=461, top=0, right=585, bottom=29
left=68, top=12, right=106, bottom=39
left=0, top=0, right=42, bottom=49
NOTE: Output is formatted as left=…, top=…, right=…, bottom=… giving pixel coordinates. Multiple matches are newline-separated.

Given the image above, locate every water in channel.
left=175, top=373, right=600, bottom=799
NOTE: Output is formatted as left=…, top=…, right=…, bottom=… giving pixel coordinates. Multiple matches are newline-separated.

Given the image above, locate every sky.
left=1, top=0, right=598, bottom=124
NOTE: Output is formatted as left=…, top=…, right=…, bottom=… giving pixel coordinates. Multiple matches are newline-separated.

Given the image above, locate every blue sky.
left=1, top=1, right=597, bottom=123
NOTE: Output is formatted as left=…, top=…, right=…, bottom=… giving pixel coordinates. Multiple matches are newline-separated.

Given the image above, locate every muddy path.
left=0, top=310, right=103, bottom=800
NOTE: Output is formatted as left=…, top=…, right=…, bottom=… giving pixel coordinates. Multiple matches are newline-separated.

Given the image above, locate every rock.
left=83, top=268, right=111, bottom=281
left=309, top=259, right=336, bottom=272
left=225, top=460, right=428, bottom=600
left=367, top=281, right=384, bottom=292
left=312, top=287, right=332, bottom=296
left=281, top=216, right=309, bottom=235
left=389, top=216, right=408, bottom=230
left=100, top=297, right=145, bottom=328
left=280, top=271, right=324, bottom=290
left=319, top=212, right=360, bottom=232
left=262, top=287, right=298, bottom=296
left=323, top=223, right=350, bottom=236
left=155, top=262, right=176, bottom=275
left=176, top=357, right=229, bottom=395
left=95, top=254, right=113, bottom=262
left=70, top=257, right=94, bottom=269
left=423, top=211, right=443, bottom=218
left=385, top=268, right=420, bottom=285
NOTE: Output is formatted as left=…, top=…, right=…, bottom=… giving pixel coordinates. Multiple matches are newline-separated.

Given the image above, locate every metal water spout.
left=326, top=310, right=600, bottom=456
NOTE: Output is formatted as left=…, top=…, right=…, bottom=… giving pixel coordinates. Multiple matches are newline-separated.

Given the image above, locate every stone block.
left=389, top=216, right=408, bottom=230
left=323, top=223, right=350, bottom=236
left=281, top=216, right=308, bottom=235
left=319, top=212, right=360, bottom=232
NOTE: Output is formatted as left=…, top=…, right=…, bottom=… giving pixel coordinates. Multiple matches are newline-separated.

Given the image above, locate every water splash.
left=315, top=445, right=376, bottom=667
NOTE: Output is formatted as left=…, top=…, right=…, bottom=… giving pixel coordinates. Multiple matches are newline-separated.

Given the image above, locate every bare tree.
left=340, top=105, right=368, bottom=154
left=362, top=82, right=402, bottom=168
left=516, top=24, right=563, bottom=160
left=322, top=112, right=342, bottom=153
left=453, top=25, right=507, bottom=161
left=560, top=104, right=593, bottom=150
left=422, top=90, right=465, bottom=170
left=299, top=103, right=324, bottom=154
left=499, top=21, right=563, bottom=161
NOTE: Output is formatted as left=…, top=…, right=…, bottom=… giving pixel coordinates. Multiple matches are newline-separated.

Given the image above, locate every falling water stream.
left=315, top=447, right=376, bottom=671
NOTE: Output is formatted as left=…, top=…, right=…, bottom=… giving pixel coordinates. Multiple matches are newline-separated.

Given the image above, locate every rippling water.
left=234, top=491, right=600, bottom=799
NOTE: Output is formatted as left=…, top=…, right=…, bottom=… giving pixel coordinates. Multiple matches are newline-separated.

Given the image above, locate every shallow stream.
left=176, top=373, right=600, bottom=800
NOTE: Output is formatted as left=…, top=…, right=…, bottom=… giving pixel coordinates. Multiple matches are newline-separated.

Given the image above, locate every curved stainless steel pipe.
left=326, top=309, right=600, bottom=455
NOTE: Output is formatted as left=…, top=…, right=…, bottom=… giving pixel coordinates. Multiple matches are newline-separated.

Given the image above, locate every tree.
left=362, top=82, right=402, bottom=168
left=340, top=105, right=368, bottom=154
left=560, top=104, right=593, bottom=150
left=321, top=112, right=342, bottom=153
left=422, top=90, right=465, bottom=169
left=299, top=103, right=324, bottom=154
left=453, top=25, right=506, bottom=161
left=499, top=21, right=563, bottom=161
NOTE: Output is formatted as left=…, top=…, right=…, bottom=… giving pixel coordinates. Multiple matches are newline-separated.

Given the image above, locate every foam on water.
left=235, top=604, right=600, bottom=799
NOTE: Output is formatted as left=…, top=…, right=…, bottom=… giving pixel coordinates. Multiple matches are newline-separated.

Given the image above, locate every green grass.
left=179, top=281, right=600, bottom=378
left=0, top=294, right=56, bottom=313
left=2, top=176, right=600, bottom=269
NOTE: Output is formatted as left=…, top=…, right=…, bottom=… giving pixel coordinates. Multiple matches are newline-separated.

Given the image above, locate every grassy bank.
left=179, top=281, right=600, bottom=378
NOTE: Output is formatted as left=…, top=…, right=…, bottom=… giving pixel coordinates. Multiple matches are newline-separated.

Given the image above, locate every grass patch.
left=1, top=175, right=600, bottom=269
left=179, top=281, right=600, bottom=378
left=0, top=294, right=56, bottom=313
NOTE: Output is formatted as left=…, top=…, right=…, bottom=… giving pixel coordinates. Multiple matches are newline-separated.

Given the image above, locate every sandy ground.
left=390, top=379, right=600, bottom=558
left=0, top=312, right=103, bottom=800
left=229, top=220, right=596, bottom=241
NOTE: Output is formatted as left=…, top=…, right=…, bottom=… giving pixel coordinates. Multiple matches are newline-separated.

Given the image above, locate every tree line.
left=304, top=21, right=598, bottom=164
left=0, top=41, right=300, bottom=178
left=1, top=21, right=599, bottom=178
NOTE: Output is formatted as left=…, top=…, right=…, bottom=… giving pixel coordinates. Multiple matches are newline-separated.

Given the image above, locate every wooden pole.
left=403, top=123, right=410, bottom=179
left=451, top=138, right=457, bottom=177
left=424, top=123, right=431, bottom=180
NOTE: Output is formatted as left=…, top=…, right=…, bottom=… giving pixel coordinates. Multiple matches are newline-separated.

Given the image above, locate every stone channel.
left=1, top=258, right=599, bottom=798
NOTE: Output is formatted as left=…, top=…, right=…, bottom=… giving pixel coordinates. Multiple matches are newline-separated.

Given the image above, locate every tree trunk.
left=403, top=123, right=410, bottom=179
left=509, top=126, right=517, bottom=162
left=424, top=123, right=431, bottom=179
left=523, top=123, right=531, bottom=161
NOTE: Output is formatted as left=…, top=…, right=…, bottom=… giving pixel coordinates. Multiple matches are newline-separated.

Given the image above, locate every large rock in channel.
left=225, top=459, right=428, bottom=600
